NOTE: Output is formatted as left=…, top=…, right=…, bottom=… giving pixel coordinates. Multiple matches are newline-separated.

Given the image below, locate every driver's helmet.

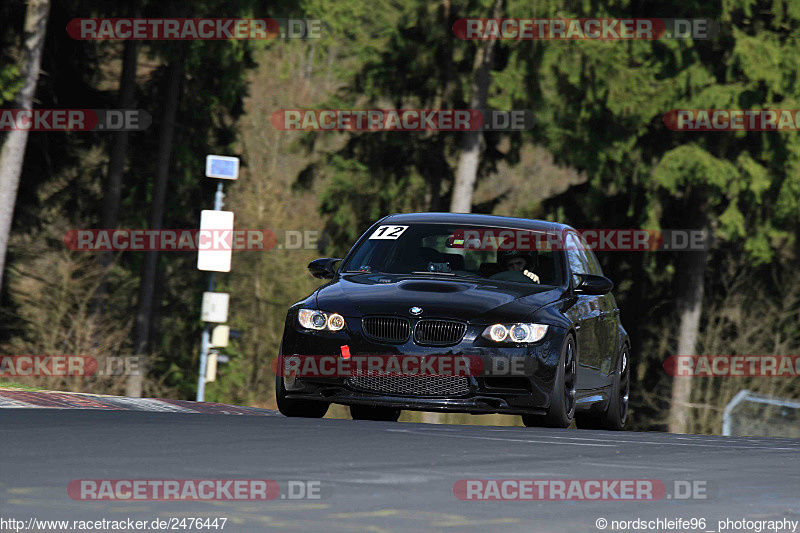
left=497, top=249, right=536, bottom=269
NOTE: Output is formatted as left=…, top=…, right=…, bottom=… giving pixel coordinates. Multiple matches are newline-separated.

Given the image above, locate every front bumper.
left=284, top=387, right=548, bottom=416
left=280, top=317, right=567, bottom=415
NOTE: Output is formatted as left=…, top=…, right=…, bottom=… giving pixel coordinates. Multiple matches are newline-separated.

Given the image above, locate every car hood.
left=313, top=273, right=563, bottom=323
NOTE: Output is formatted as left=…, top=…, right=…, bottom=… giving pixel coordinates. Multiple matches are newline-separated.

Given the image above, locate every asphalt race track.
left=1, top=407, right=799, bottom=532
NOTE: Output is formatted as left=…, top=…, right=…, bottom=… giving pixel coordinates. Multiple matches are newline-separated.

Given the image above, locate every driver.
left=492, top=250, right=540, bottom=283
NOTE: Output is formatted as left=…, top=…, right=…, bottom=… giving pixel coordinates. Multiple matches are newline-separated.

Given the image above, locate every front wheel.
left=522, top=334, right=576, bottom=428
left=275, top=358, right=329, bottom=418
left=350, top=404, right=401, bottom=422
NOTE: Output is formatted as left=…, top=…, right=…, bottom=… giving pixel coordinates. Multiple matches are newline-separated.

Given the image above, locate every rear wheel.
left=575, top=345, right=629, bottom=430
left=522, top=334, right=576, bottom=428
left=275, top=356, right=329, bottom=418
left=350, top=404, right=401, bottom=422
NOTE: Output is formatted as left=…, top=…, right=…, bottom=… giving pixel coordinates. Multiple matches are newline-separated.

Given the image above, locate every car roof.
left=381, top=212, right=574, bottom=232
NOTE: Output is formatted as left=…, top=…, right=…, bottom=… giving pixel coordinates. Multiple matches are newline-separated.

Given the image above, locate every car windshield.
left=342, top=223, right=563, bottom=286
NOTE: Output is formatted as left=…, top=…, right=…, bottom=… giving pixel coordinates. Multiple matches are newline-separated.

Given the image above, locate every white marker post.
left=197, top=155, right=239, bottom=402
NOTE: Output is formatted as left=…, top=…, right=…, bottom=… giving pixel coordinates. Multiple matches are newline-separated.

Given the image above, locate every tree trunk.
left=426, top=0, right=453, bottom=212
left=128, top=46, right=186, bottom=397
left=668, top=211, right=709, bottom=433
left=148, top=266, right=167, bottom=352
left=94, top=37, right=141, bottom=316
left=100, top=40, right=140, bottom=232
left=449, top=0, right=502, bottom=213
left=0, top=0, right=50, bottom=293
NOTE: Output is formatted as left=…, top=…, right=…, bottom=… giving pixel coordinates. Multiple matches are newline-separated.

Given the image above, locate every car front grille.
left=348, top=373, right=470, bottom=397
left=361, top=316, right=410, bottom=343
left=413, top=319, right=467, bottom=346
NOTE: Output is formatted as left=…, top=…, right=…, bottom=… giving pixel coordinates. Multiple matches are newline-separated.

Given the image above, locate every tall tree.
left=95, top=37, right=141, bottom=313
left=100, top=23, right=141, bottom=234
left=0, top=0, right=50, bottom=293
left=129, top=43, right=186, bottom=397
left=522, top=0, right=800, bottom=431
left=449, top=0, right=502, bottom=213
left=300, top=0, right=520, bottom=250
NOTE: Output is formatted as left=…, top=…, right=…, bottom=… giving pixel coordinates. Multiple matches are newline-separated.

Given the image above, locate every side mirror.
left=308, top=257, right=341, bottom=279
left=574, top=274, right=614, bottom=295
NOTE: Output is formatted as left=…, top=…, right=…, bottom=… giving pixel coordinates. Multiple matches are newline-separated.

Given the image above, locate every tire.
left=350, top=404, right=401, bottom=422
left=275, top=355, right=329, bottom=418
left=575, top=344, right=629, bottom=430
left=522, top=334, right=576, bottom=428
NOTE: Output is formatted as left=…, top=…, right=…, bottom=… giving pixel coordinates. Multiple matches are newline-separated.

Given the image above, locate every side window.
left=579, top=245, right=603, bottom=277
left=565, top=234, right=588, bottom=286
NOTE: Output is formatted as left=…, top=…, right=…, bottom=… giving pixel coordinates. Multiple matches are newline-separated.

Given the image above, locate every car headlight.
left=327, top=313, right=345, bottom=331
left=488, top=324, right=508, bottom=342
left=482, top=323, right=548, bottom=343
left=298, top=309, right=346, bottom=331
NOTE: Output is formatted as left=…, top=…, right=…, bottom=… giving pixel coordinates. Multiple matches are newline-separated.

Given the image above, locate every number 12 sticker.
left=369, top=225, right=409, bottom=240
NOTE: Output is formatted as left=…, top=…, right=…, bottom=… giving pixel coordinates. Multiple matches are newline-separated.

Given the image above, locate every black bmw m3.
left=277, top=212, right=630, bottom=429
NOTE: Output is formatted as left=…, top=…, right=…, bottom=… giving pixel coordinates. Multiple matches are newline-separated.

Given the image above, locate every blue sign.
left=205, top=155, right=239, bottom=180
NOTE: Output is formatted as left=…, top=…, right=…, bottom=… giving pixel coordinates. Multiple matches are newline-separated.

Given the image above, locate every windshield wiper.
left=411, top=271, right=456, bottom=276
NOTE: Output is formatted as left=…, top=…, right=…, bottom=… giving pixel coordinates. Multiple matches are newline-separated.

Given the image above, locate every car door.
left=563, top=233, right=605, bottom=391
left=578, top=245, right=619, bottom=382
